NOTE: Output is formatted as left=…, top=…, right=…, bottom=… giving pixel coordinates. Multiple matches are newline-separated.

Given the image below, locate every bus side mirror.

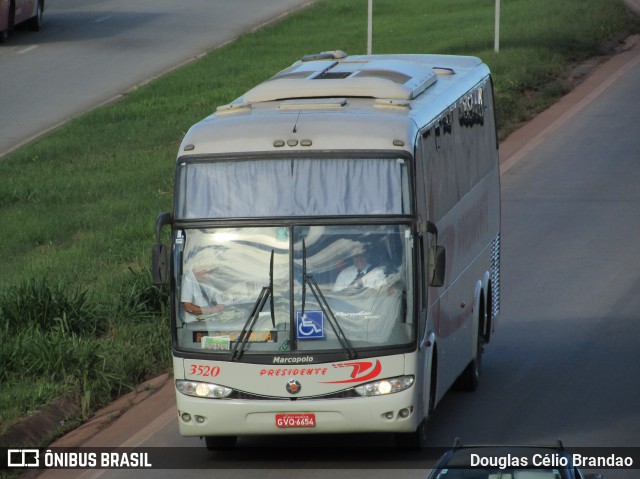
left=151, top=212, right=172, bottom=285
left=152, top=243, right=169, bottom=284
left=428, top=245, right=446, bottom=287
left=424, top=221, right=445, bottom=287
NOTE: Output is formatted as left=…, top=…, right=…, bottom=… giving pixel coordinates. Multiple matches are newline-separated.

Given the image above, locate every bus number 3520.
left=189, top=364, right=221, bottom=377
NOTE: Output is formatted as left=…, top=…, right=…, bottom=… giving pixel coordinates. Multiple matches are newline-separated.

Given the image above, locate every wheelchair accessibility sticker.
left=296, top=311, right=324, bottom=340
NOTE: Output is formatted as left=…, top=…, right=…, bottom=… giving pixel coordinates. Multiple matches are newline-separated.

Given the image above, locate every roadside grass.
left=0, top=274, right=170, bottom=436
left=0, top=0, right=638, bottom=439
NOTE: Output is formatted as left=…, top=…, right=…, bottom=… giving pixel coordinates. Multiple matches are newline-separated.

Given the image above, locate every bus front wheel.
left=394, top=419, right=427, bottom=450
left=205, top=435, right=237, bottom=450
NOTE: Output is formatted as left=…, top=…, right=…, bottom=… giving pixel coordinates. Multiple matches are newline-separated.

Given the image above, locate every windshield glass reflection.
left=174, top=225, right=414, bottom=355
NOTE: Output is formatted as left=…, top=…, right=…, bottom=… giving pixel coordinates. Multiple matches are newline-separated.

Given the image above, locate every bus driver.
left=181, top=248, right=226, bottom=318
left=333, top=245, right=387, bottom=292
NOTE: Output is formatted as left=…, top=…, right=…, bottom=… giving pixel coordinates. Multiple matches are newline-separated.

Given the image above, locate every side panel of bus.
left=415, top=76, right=500, bottom=412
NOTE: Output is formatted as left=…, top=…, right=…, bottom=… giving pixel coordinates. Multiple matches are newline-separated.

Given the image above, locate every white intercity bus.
left=152, top=51, right=501, bottom=449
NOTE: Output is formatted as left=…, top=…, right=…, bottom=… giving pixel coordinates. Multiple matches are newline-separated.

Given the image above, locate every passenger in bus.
left=181, top=248, right=225, bottom=317
left=332, top=246, right=387, bottom=292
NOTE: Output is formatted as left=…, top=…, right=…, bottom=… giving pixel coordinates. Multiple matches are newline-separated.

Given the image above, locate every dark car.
left=426, top=440, right=602, bottom=479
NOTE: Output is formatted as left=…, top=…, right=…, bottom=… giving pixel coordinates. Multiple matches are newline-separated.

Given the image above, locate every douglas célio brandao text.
left=471, top=453, right=634, bottom=469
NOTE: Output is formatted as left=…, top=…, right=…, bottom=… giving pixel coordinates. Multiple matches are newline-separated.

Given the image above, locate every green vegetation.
left=0, top=0, right=638, bottom=439
left=0, top=274, right=170, bottom=436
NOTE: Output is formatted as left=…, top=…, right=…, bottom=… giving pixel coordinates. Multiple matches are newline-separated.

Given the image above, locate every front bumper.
left=176, top=386, right=420, bottom=437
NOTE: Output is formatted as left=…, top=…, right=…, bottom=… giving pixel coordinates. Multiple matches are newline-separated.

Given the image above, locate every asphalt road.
left=0, top=0, right=313, bottom=158
left=32, top=34, right=640, bottom=479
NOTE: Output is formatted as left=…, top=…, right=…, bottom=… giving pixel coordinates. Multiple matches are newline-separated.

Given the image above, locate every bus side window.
left=423, top=125, right=459, bottom=222
left=455, top=81, right=496, bottom=198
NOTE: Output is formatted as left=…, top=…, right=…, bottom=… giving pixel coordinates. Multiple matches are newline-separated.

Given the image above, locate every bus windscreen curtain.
left=178, top=158, right=406, bottom=218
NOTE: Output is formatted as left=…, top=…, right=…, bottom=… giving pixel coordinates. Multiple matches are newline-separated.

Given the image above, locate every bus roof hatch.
left=242, top=54, right=438, bottom=103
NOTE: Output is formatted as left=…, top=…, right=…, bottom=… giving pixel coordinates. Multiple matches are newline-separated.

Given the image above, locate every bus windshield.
left=175, top=157, right=411, bottom=219
left=174, top=224, right=415, bottom=355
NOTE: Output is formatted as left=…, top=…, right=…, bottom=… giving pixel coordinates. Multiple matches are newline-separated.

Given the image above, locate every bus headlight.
left=176, top=380, right=233, bottom=399
left=354, top=375, right=414, bottom=397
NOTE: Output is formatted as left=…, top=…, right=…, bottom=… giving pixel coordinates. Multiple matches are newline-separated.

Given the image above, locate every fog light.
left=195, top=415, right=205, bottom=423
left=385, top=412, right=394, bottom=420
left=181, top=413, right=192, bottom=422
left=398, top=408, right=411, bottom=418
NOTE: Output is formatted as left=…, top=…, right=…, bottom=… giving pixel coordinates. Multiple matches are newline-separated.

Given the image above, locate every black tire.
left=458, top=329, right=482, bottom=391
left=28, top=0, right=43, bottom=31
left=204, top=435, right=237, bottom=451
left=484, top=286, right=493, bottom=344
left=2, top=0, right=14, bottom=43
left=395, top=418, right=427, bottom=450
left=396, top=353, right=437, bottom=450
left=483, top=313, right=492, bottom=344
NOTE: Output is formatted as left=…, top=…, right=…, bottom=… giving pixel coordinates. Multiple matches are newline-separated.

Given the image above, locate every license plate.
left=275, top=413, right=316, bottom=428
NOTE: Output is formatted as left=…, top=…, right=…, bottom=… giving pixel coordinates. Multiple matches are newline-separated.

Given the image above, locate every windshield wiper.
left=302, top=240, right=356, bottom=359
left=230, top=250, right=274, bottom=361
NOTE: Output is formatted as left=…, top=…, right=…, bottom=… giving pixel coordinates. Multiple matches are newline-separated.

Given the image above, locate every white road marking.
left=17, top=45, right=38, bottom=54
left=94, top=15, right=113, bottom=23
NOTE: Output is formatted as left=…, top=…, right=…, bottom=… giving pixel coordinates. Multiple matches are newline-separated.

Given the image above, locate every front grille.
left=229, top=389, right=359, bottom=401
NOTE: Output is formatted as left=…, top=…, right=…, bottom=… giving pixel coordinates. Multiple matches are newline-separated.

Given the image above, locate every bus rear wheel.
left=205, top=435, right=237, bottom=450
left=457, top=329, right=482, bottom=391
